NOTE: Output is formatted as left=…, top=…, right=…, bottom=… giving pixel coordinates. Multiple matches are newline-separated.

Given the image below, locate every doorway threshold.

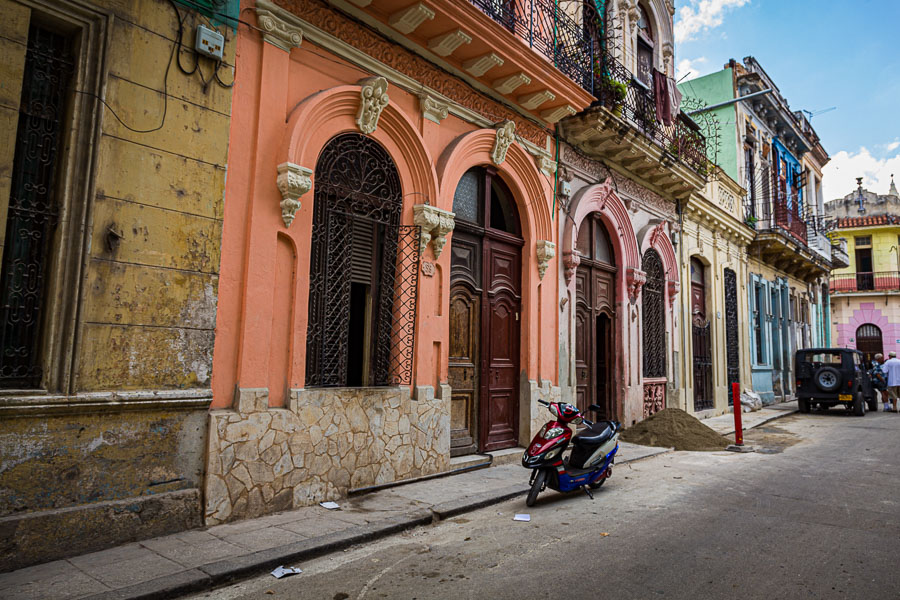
left=487, top=446, right=526, bottom=466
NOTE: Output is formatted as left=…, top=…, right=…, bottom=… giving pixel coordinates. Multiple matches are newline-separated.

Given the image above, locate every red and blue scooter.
left=522, top=400, right=620, bottom=506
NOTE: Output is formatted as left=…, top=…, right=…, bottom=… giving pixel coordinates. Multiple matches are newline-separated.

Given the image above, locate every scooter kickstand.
left=583, top=485, right=594, bottom=500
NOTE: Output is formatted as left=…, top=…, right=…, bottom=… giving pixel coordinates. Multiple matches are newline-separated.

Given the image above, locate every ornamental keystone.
left=536, top=241, right=556, bottom=280
left=276, top=162, right=312, bottom=227
left=357, top=77, right=390, bottom=135
left=491, top=120, right=516, bottom=165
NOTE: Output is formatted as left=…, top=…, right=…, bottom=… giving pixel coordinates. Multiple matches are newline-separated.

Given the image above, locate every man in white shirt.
left=883, top=351, right=900, bottom=413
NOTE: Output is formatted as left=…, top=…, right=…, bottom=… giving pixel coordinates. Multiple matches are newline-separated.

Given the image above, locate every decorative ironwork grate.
left=0, top=25, right=73, bottom=388
left=641, top=249, right=665, bottom=379
left=724, top=268, right=740, bottom=392
left=306, top=133, right=419, bottom=388
left=692, top=321, right=713, bottom=411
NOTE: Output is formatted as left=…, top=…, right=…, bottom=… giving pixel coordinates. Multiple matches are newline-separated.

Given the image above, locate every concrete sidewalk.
left=0, top=405, right=796, bottom=600
left=702, top=400, right=799, bottom=437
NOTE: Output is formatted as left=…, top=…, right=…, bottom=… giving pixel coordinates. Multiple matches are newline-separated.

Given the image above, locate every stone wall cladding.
left=204, top=387, right=449, bottom=525
left=522, top=377, right=562, bottom=445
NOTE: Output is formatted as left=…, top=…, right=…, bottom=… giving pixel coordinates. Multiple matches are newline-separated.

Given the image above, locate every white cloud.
left=822, top=146, right=900, bottom=201
left=676, top=57, right=707, bottom=82
left=884, top=140, right=899, bottom=152
left=675, top=0, right=751, bottom=44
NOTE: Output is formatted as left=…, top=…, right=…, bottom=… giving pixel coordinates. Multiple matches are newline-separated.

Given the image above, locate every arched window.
left=576, top=214, right=614, bottom=265
left=642, top=249, right=665, bottom=378
left=306, top=133, right=417, bottom=388
left=452, top=166, right=519, bottom=236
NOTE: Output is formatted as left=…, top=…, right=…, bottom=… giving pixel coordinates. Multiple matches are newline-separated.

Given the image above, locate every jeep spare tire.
left=815, top=367, right=842, bottom=392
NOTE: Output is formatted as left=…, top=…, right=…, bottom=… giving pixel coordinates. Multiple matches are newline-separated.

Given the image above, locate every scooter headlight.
left=545, top=447, right=562, bottom=460
left=544, top=427, right=565, bottom=439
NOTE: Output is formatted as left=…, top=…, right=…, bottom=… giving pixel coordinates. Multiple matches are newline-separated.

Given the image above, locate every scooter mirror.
left=573, top=416, right=583, bottom=425
left=589, top=404, right=603, bottom=413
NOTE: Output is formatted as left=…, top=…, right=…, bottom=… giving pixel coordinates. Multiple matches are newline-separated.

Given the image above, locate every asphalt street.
left=189, top=410, right=900, bottom=600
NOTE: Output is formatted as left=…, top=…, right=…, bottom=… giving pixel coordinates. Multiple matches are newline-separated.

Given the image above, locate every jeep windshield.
left=798, top=352, right=843, bottom=365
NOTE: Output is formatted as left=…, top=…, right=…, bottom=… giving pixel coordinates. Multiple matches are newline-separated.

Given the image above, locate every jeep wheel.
left=798, top=398, right=810, bottom=413
left=815, top=367, right=842, bottom=392
left=853, top=391, right=866, bottom=417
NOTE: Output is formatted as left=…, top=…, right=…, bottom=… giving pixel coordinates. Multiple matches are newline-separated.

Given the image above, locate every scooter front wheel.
left=526, top=469, right=547, bottom=507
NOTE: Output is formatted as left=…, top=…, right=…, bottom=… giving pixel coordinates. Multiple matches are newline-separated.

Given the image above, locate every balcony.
left=831, top=238, right=849, bottom=269
left=745, top=198, right=830, bottom=282
left=831, top=272, right=900, bottom=293
left=559, top=48, right=709, bottom=199
left=327, top=0, right=596, bottom=125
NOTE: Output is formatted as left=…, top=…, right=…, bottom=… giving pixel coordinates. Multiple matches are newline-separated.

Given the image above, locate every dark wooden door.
left=481, top=237, right=521, bottom=451
left=449, top=230, right=482, bottom=456
left=856, top=324, right=883, bottom=363
left=574, top=262, right=615, bottom=420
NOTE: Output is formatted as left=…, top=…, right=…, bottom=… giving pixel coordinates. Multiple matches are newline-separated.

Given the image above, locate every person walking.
left=869, top=353, right=890, bottom=411
left=883, top=351, right=900, bottom=413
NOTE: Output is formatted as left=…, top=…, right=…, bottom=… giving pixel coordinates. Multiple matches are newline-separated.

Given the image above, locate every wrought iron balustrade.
left=830, top=271, right=900, bottom=293
left=468, top=0, right=594, bottom=90
left=591, top=48, right=709, bottom=174
left=751, top=198, right=808, bottom=245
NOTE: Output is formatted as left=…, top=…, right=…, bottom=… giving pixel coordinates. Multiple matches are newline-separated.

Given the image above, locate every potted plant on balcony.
left=594, top=61, right=627, bottom=117
left=745, top=214, right=758, bottom=229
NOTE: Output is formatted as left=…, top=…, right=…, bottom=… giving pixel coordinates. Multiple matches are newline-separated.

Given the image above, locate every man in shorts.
left=869, top=354, right=890, bottom=411
left=883, top=351, right=900, bottom=413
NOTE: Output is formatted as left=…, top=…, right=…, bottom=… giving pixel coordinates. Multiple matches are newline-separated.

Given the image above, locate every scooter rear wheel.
left=526, top=469, right=547, bottom=507
left=589, top=466, right=611, bottom=490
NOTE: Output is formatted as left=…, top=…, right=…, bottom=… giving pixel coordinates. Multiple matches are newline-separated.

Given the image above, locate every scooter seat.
left=573, top=421, right=616, bottom=446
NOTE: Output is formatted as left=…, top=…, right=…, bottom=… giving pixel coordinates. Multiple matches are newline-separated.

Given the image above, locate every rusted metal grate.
left=724, top=268, right=740, bottom=391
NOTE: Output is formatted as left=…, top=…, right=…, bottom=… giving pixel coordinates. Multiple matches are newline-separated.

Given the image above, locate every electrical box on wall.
left=195, top=24, right=225, bottom=60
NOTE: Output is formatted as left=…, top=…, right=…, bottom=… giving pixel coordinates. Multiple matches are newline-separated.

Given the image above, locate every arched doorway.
left=691, top=257, right=713, bottom=411
left=449, top=167, right=523, bottom=454
left=305, top=132, right=411, bottom=388
left=856, top=324, right=883, bottom=363
left=574, top=214, right=617, bottom=420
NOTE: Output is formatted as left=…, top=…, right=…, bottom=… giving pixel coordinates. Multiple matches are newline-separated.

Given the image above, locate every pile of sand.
left=620, top=408, right=729, bottom=451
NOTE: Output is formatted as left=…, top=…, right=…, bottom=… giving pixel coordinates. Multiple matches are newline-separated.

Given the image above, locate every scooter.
left=522, top=400, right=620, bottom=506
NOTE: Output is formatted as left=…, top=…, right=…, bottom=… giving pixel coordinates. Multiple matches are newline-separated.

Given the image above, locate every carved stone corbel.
left=276, top=162, right=312, bottom=227
left=418, top=93, right=449, bottom=124
left=357, top=77, right=390, bottom=135
left=667, top=279, right=680, bottom=308
left=626, top=268, right=647, bottom=304
left=413, top=204, right=456, bottom=259
left=562, top=250, right=581, bottom=284
left=255, top=8, right=303, bottom=52
left=491, top=120, right=516, bottom=165
left=536, top=240, right=556, bottom=280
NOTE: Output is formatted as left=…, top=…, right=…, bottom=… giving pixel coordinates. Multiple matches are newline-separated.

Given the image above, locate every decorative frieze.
left=388, top=2, right=434, bottom=34
left=643, top=382, right=665, bottom=418
left=491, top=120, right=516, bottom=165
left=463, top=52, right=504, bottom=77
left=418, top=93, right=449, bottom=124
left=276, top=162, right=312, bottom=227
left=493, top=72, right=531, bottom=95
left=413, top=204, right=455, bottom=259
left=356, top=76, right=389, bottom=135
left=428, top=29, right=472, bottom=57
left=255, top=8, right=303, bottom=52
left=519, top=89, right=555, bottom=110
left=536, top=240, right=555, bottom=280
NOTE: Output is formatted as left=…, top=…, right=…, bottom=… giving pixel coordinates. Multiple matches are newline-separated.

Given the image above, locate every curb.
left=719, top=407, right=799, bottom=436
left=80, top=448, right=672, bottom=600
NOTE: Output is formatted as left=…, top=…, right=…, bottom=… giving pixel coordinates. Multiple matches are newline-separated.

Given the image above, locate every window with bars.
left=641, top=249, right=665, bottom=379
left=0, top=24, right=73, bottom=389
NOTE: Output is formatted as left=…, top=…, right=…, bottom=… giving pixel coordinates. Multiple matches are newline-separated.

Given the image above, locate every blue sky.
left=674, top=0, right=900, bottom=200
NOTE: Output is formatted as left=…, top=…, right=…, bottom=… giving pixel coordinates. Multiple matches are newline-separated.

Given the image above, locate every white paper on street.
left=319, top=501, right=341, bottom=510
left=271, top=566, right=303, bottom=578
left=513, top=514, right=531, bottom=522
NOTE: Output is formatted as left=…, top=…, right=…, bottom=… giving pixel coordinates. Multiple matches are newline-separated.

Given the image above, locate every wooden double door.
left=449, top=229, right=522, bottom=455
left=574, top=263, right=616, bottom=421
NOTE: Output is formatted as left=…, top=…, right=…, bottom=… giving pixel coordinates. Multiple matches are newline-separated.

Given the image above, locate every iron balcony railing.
left=746, top=198, right=808, bottom=245
left=468, top=0, right=709, bottom=175
left=830, top=272, right=900, bottom=293
left=468, top=0, right=594, bottom=90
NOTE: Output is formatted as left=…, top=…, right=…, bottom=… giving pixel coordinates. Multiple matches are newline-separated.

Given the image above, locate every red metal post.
left=732, top=382, right=743, bottom=446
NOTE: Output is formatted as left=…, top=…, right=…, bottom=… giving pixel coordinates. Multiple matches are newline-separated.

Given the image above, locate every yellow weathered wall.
left=833, top=226, right=900, bottom=274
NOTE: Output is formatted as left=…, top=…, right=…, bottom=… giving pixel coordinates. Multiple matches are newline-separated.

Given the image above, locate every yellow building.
left=827, top=179, right=900, bottom=359
left=678, top=171, right=755, bottom=416
left=0, top=0, right=235, bottom=569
